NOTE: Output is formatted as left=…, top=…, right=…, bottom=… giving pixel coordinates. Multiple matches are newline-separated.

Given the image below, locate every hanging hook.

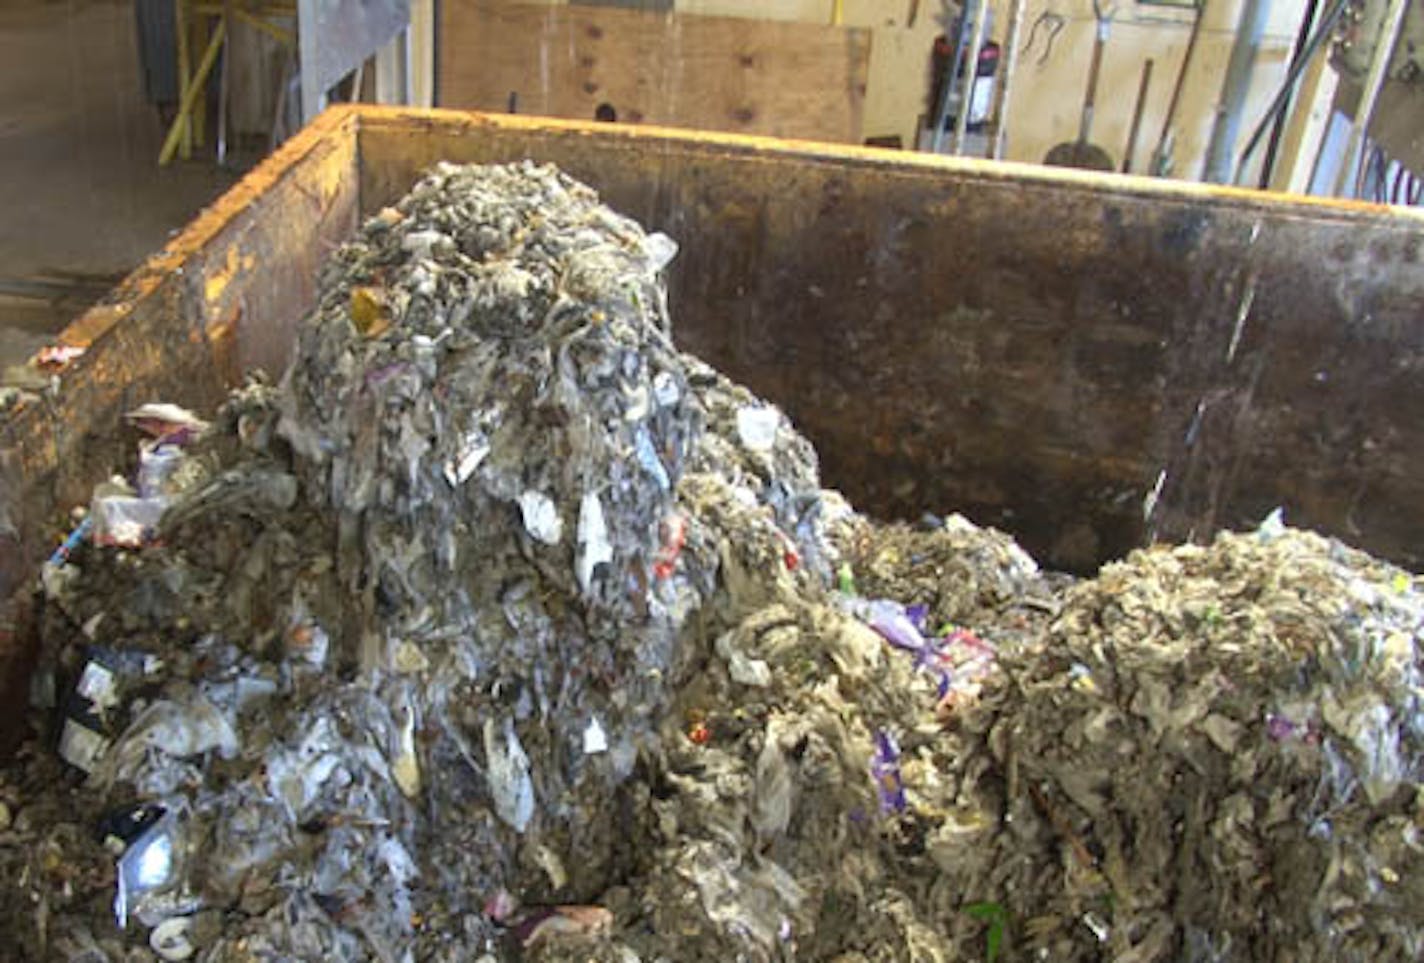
left=1024, top=9, right=1066, bottom=65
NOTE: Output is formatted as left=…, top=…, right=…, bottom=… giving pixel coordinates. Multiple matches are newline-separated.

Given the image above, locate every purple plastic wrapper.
left=905, top=603, right=929, bottom=632
left=871, top=729, right=906, bottom=813
left=865, top=599, right=927, bottom=654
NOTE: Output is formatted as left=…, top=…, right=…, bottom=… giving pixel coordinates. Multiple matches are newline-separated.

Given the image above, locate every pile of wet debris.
left=1, top=161, right=1421, bottom=962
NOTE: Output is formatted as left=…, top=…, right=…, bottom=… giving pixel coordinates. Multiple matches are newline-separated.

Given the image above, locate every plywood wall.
left=438, top=0, right=1310, bottom=182
left=438, top=1, right=871, bottom=142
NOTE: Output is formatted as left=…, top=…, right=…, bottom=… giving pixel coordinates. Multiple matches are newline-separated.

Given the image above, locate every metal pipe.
left=1232, top=0, right=1348, bottom=185
left=1123, top=59, right=1155, bottom=173
left=991, top=0, right=1028, bottom=160
left=217, top=0, right=233, bottom=166
left=931, top=0, right=978, bottom=154
left=1203, top=0, right=1273, bottom=183
left=1336, top=0, right=1410, bottom=197
left=951, top=0, right=990, bottom=155
left=1258, top=0, right=1321, bottom=187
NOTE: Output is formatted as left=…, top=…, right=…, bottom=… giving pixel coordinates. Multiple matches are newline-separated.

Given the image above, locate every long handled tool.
left=1148, top=0, right=1206, bottom=177
left=991, top=0, right=1030, bottom=160
left=1122, top=59, right=1154, bottom=173
left=1044, top=0, right=1115, bottom=171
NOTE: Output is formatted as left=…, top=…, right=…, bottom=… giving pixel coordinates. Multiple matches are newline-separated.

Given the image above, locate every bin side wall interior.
left=7, top=105, right=1424, bottom=636
left=360, top=113, right=1424, bottom=574
left=0, top=113, right=362, bottom=739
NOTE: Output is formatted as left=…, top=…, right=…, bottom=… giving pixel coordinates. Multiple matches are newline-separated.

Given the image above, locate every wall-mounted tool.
left=1149, top=0, right=1206, bottom=177
left=1023, top=9, right=1066, bottom=66
left=1044, top=0, right=1115, bottom=170
left=1122, top=59, right=1155, bottom=173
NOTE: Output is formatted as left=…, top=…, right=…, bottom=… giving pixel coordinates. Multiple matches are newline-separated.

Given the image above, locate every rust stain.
left=204, top=244, right=257, bottom=306
left=47, top=107, right=358, bottom=363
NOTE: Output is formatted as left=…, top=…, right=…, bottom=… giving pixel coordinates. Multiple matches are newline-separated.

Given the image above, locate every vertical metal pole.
left=298, top=0, right=321, bottom=124
left=931, top=1, right=977, bottom=154
left=174, top=0, right=192, bottom=159
left=1203, top=0, right=1273, bottom=183
left=1334, top=0, right=1410, bottom=197
left=992, top=0, right=1029, bottom=160
left=1122, top=59, right=1155, bottom=173
left=217, top=1, right=232, bottom=166
left=1231, top=0, right=1349, bottom=184
left=1150, top=0, right=1207, bottom=177
left=401, top=24, right=413, bottom=105
left=1258, top=0, right=1320, bottom=187
left=952, top=0, right=990, bottom=155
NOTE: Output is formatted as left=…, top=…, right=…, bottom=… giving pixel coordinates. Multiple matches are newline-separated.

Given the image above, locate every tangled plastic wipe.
left=2, top=162, right=1423, bottom=962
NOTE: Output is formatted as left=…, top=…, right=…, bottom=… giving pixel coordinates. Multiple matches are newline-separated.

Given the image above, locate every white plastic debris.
left=392, top=704, right=422, bottom=799
left=1258, top=506, right=1287, bottom=542
left=58, top=717, right=110, bottom=773
left=137, top=443, right=187, bottom=499
left=266, top=718, right=345, bottom=818
left=633, top=428, right=671, bottom=490
left=623, top=384, right=651, bottom=421
left=583, top=717, right=609, bottom=755
left=377, top=835, right=419, bottom=886
left=729, top=652, right=773, bottom=688
left=115, top=813, right=178, bottom=928
left=76, top=660, right=119, bottom=714
left=149, top=916, right=196, bottom=961
left=736, top=406, right=780, bottom=453
left=518, top=491, right=563, bottom=545
left=652, top=371, right=680, bottom=407
left=643, top=232, right=679, bottom=273
left=286, top=600, right=329, bottom=669
left=124, top=403, right=210, bottom=438
left=716, top=631, right=772, bottom=688
left=91, top=492, right=169, bottom=548
left=576, top=492, right=614, bottom=593
left=391, top=639, right=431, bottom=674
left=102, top=698, right=240, bottom=796
left=401, top=229, right=449, bottom=260
left=485, top=718, right=535, bottom=833
left=443, top=431, right=490, bottom=487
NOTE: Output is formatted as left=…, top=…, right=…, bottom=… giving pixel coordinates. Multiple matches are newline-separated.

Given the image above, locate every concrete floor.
left=0, top=0, right=241, bottom=371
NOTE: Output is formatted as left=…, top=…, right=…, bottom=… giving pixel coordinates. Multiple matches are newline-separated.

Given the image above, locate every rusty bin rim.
left=29, top=103, right=1424, bottom=375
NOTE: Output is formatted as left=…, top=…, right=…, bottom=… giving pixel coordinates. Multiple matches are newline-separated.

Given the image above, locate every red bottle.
left=928, top=30, right=1001, bottom=132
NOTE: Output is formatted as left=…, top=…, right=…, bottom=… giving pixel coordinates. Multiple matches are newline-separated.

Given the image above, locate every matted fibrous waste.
left=1, top=162, right=1421, bottom=962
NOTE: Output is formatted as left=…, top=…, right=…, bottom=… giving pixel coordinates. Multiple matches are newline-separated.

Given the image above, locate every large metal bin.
left=4, top=105, right=1424, bottom=721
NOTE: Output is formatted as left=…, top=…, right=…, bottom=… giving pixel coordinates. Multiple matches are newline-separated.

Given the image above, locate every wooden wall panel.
left=437, top=1, right=870, bottom=143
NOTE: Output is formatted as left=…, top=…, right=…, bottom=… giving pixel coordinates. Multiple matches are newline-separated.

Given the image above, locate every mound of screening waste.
left=0, top=161, right=1419, bottom=962
left=921, top=520, right=1424, bottom=962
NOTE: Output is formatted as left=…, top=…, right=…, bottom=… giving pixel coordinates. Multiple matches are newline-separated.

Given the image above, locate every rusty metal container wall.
left=355, top=109, right=1424, bottom=573
left=3, top=106, right=1424, bottom=700
left=0, top=109, right=363, bottom=730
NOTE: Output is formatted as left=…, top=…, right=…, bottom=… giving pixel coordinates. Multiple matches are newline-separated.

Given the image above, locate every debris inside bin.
left=1, top=160, right=1422, bottom=962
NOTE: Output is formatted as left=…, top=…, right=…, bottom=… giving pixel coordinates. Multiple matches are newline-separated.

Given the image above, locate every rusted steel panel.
left=0, top=108, right=361, bottom=622
left=5, top=105, right=1424, bottom=657
left=354, top=107, right=1424, bottom=572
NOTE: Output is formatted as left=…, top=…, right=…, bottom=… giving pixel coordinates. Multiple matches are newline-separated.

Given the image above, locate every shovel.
left=1044, top=0, right=1115, bottom=171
